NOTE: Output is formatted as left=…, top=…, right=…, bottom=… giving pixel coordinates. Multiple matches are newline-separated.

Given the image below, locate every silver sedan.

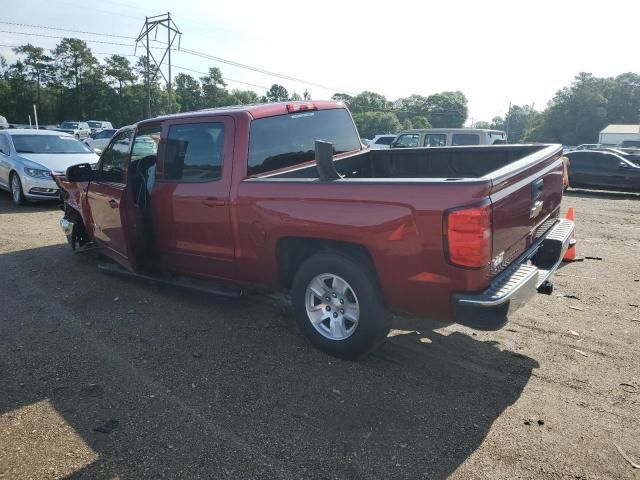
left=0, top=129, right=99, bottom=205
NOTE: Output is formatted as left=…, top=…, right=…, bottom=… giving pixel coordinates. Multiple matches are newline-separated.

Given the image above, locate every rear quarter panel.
left=234, top=179, right=493, bottom=320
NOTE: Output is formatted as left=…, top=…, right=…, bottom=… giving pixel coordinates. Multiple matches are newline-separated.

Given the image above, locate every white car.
left=0, top=129, right=99, bottom=205
left=56, top=121, right=92, bottom=140
left=366, top=134, right=397, bottom=150
left=87, top=120, right=114, bottom=135
left=84, top=128, right=117, bottom=154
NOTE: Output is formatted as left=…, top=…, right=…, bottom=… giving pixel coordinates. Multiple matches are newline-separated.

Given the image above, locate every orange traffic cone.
left=563, top=207, right=577, bottom=261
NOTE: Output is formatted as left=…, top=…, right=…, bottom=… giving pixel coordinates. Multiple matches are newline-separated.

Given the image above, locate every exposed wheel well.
left=276, top=237, right=377, bottom=289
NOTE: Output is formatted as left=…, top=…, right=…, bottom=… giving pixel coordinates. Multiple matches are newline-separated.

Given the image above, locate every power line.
left=1, top=19, right=355, bottom=94
left=0, top=29, right=140, bottom=48
left=172, top=64, right=270, bottom=90
left=0, top=21, right=136, bottom=39
left=176, top=46, right=354, bottom=94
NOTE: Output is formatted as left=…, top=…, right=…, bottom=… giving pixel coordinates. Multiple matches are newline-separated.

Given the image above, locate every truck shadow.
left=0, top=244, right=538, bottom=480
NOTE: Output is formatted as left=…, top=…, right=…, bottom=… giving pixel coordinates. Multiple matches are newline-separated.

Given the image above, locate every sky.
left=1, top=0, right=639, bottom=123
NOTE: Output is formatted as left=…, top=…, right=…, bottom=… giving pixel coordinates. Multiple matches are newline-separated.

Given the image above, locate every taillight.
left=445, top=204, right=492, bottom=268
left=286, top=102, right=317, bottom=113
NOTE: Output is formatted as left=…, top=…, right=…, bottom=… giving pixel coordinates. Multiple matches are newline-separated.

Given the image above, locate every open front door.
left=86, top=128, right=136, bottom=269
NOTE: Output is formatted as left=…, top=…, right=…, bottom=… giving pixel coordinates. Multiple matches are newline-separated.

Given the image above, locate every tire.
left=292, top=251, right=390, bottom=360
left=10, top=172, right=25, bottom=206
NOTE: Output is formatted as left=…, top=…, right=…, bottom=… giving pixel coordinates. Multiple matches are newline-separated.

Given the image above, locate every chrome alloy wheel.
left=305, top=273, right=360, bottom=341
left=11, top=174, right=21, bottom=203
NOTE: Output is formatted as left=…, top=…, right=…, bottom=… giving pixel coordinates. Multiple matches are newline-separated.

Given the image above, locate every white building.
left=598, top=124, right=640, bottom=146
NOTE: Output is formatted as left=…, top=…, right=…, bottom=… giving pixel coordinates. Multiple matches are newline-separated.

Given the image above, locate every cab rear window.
left=247, top=109, right=361, bottom=175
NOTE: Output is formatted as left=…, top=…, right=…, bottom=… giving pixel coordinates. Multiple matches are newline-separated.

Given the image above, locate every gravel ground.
left=0, top=188, right=638, bottom=479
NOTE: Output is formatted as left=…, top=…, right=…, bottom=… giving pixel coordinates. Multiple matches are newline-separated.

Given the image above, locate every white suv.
left=366, top=134, right=397, bottom=150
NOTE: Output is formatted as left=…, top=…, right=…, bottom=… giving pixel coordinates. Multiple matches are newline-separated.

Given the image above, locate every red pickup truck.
left=55, top=101, right=574, bottom=359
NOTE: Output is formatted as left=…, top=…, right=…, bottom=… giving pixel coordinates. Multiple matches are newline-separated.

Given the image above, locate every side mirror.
left=66, top=163, right=95, bottom=182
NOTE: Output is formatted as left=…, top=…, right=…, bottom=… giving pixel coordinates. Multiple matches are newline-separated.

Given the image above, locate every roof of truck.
left=600, top=124, right=640, bottom=134
left=141, top=100, right=346, bottom=126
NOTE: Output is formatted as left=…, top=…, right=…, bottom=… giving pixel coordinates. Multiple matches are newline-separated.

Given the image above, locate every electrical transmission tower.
left=135, top=13, right=181, bottom=118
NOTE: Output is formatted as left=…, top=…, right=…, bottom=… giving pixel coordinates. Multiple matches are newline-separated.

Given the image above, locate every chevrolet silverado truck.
left=54, top=100, right=574, bottom=359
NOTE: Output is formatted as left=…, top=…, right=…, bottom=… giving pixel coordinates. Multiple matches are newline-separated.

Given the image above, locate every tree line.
left=1, top=38, right=639, bottom=144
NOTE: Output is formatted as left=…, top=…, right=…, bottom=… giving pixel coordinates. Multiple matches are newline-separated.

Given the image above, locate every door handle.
left=108, top=199, right=119, bottom=208
left=202, top=197, right=225, bottom=207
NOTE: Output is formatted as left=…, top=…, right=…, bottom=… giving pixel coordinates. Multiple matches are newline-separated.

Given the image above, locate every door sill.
left=98, top=262, right=242, bottom=297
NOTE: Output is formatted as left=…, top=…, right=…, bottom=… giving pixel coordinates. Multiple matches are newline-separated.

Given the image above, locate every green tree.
left=229, top=89, right=260, bottom=105
left=12, top=44, right=52, bottom=106
left=525, top=73, right=609, bottom=144
left=331, top=92, right=353, bottom=105
left=606, top=72, right=640, bottom=124
left=352, top=111, right=401, bottom=139
left=104, top=55, right=136, bottom=99
left=425, top=91, right=468, bottom=127
left=200, top=67, right=229, bottom=107
left=174, top=73, right=202, bottom=112
left=289, top=92, right=302, bottom=101
left=473, top=120, right=492, bottom=129
left=264, top=84, right=289, bottom=102
left=348, top=91, right=390, bottom=114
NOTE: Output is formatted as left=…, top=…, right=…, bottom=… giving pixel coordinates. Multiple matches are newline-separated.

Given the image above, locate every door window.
left=394, top=134, right=420, bottom=148
left=164, top=122, right=225, bottom=182
left=424, top=134, right=447, bottom=147
left=375, top=136, right=395, bottom=145
left=99, top=129, right=132, bottom=184
left=452, top=134, right=480, bottom=146
left=0, top=134, right=10, bottom=155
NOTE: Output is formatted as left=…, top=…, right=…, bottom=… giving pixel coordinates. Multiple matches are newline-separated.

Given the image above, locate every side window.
left=452, top=134, right=480, bottom=146
left=594, top=153, right=616, bottom=168
left=376, top=136, right=395, bottom=145
left=0, top=134, right=10, bottom=155
left=395, top=134, right=420, bottom=147
left=99, top=129, right=132, bottom=184
left=131, top=128, right=161, bottom=162
left=424, top=134, right=447, bottom=147
left=164, top=122, right=224, bottom=182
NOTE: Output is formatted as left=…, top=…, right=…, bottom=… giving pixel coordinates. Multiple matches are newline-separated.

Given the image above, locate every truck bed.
left=258, top=144, right=549, bottom=181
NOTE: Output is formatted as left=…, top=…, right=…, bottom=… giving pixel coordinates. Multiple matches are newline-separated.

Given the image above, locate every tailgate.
left=488, top=145, right=564, bottom=275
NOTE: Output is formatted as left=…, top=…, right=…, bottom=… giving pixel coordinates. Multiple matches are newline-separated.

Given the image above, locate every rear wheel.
left=10, top=172, right=25, bottom=205
left=292, top=252, right=390, bottom=360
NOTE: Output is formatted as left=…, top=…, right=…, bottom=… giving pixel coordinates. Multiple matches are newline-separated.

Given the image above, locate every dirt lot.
left=0, top=188, right=639, bottom=480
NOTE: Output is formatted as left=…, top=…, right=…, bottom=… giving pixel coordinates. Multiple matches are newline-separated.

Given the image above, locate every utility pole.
left=135, top=13, right=181, bottom=118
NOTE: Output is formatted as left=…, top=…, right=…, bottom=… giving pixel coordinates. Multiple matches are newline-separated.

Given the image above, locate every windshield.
left=88, top=121, right=101, bottom=128
left=12, top=134, right=92, bottom=154
left=60, top=122, right=78, bottom=129
left=95, top=129, right=116, bottom=139
left=247, top=108, right=361, bottom=175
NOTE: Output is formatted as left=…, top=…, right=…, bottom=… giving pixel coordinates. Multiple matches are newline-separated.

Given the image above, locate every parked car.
left=390, top=128, right=506, bottom=148
left=565, top=150, right=640, bottom=192
left=84, top=128, right=117, bottom=154
left=621, top=140, right=640, bottom=149
left=366, top=134, right=397, bottom=149
left=87, top=120, right=113, bottom=135
left=0, top=129, right=99, bottom=205
left=56, top=121, right=91, bottom=140
left=54, top=101, right=573, bottom=359
left=574, top=143, right=602, bottom=150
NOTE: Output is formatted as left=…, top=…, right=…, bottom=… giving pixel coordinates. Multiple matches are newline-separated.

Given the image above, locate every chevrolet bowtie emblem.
left=530, top=200, right=543, bottom=218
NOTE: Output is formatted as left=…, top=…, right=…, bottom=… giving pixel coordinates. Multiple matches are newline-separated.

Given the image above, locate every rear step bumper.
left=452, top=219, right=575, bottom=330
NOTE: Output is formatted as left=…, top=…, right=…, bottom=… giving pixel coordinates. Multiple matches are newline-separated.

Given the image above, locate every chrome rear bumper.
left=452, top=219, right=575, bottom=330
